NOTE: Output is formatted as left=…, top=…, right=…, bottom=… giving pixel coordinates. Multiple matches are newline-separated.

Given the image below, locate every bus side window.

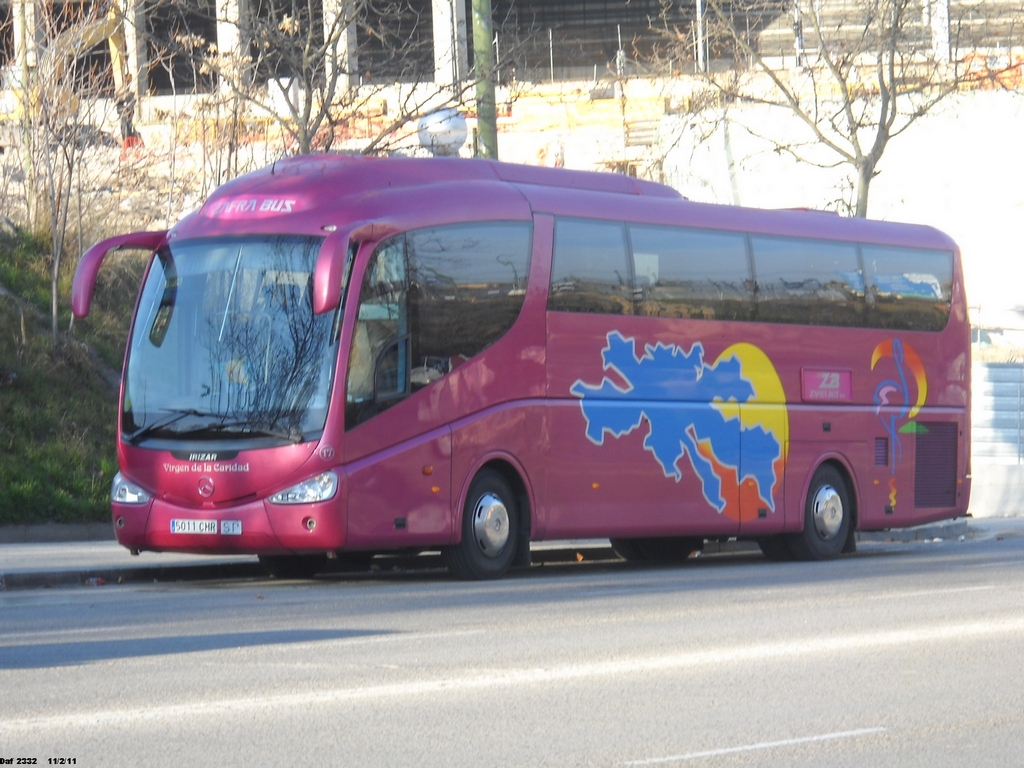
left=750, top=236, right=865, bottom=327
left=408, top=221, right=532, bottom=385
left=629, top=225, right=753, bottom=321
left=346, top=237, right=410, bottom=430
left=346, top=223, right=533, bottom=430
left=862, top=245, right=953, bottom=331
left=548, top=218, right=633, bottom=314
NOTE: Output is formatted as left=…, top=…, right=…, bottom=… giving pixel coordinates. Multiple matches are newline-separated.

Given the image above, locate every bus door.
left=342, top=237, right=453, bottom=549
left=340, top=221, right=537, bottom=550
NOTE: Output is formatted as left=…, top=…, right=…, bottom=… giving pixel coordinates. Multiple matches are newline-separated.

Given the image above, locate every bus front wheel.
left=443, top=468, right=519, bottom=580
left=790, top=465, right=851, bottom=561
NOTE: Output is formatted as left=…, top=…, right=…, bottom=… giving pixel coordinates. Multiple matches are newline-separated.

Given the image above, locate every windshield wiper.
left=125, top=408, right=218, bottom=445
left=173, top=421, right=305, bottom=444
left=126, top=410, right=304, bottom=445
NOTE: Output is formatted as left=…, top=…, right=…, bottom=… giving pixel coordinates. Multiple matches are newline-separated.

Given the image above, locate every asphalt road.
left=3, top=532, right=1024, bottom=767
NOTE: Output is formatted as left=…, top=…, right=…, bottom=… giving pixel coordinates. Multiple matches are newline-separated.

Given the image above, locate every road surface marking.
left=4, top=618, right=1024, bottom=732
left=876, top=585, right=995, bottom=599
left=623, top=727, right=887, bottom=764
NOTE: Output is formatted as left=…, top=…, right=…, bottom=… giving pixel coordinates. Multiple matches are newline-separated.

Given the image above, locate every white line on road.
left=623, top=727, right=887, bottom=765
left=972, top=560, right=1024, bottom=569
left=0, top=627, right=484, bottom=649
left=4, top=618, right=1024, bottom=733
left=875, top=585, right=996, bottom=599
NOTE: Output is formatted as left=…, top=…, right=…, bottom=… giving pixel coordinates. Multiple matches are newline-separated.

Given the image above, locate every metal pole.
left=472, top=0, right=498, bottom=159
left=696, top=0, right=706, bottom=73
left=549, top=28, right=554, bottom=82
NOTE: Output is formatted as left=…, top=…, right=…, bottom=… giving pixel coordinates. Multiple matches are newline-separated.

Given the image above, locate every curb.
left=0, top=523, right=114, bottom=544
left=856, top=518, right=970, bottom=543
left=0, top=561, right=265, bottom=591
left=0, top=517, right=980, bottom=591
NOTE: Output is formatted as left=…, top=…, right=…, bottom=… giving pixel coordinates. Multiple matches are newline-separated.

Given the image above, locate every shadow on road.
left=0, top=628, right=391, bottom=669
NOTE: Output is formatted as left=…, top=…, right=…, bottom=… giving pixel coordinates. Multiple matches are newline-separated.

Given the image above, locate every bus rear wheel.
left=443, top=468, right=520, bottom=580
left=258, top=553, right=327, bottom=579
left=789, top=465, right=851, bottom=561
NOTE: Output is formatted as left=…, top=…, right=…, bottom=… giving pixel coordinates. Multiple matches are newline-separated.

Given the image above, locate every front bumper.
left=112, top=495, right=346, bottom=555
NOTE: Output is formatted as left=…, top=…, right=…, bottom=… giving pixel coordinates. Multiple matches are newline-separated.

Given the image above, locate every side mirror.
left=313, top=220, right=400, bottom=315
left=72, top=231, right=167, bottom=317
left=313, top=226, right=356, bottom=315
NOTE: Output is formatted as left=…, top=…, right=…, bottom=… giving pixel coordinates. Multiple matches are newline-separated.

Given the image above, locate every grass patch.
left=0, top=225, right=144, bottom=525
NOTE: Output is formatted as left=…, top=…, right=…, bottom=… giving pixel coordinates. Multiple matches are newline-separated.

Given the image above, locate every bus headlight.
left=269, top=471, right=338, bottom=505
left=111, top=472, right=152, bottom=504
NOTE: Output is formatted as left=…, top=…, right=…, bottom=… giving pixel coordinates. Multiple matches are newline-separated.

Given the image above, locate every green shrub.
left=0, top=224, right=143, bottom=525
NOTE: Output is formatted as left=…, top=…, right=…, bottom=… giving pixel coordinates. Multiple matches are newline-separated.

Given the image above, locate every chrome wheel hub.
left=812, top=484, right=844, bottom=540
left=473, top=493, right=509, bottom=557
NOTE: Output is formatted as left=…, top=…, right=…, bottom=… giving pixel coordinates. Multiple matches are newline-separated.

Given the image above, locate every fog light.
left=116, top=517, right=125, bottom=528
left=304, top=517, right=317, bottom=531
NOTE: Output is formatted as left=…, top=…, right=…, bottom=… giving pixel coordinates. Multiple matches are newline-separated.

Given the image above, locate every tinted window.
left=549, top=218, right=633, bottom=314
left=751, top=236, right=865, bottom=326
left=862, top=246, right=953, bottom=331
left=629, top=225, right=752, bottom=321
left=346, top=222, right=532, bottom=430
left=408, top=222, right=533, bottom=372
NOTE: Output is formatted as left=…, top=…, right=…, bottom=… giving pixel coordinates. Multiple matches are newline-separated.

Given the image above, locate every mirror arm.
left=72, top=231, right=167, bottom=317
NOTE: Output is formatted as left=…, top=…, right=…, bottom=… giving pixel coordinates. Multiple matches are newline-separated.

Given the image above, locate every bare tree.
left=146, top=0, right=514, bottom=157
left=654, top=0, right=989, bottom=216
left=27, top=2, right=128, bottom=345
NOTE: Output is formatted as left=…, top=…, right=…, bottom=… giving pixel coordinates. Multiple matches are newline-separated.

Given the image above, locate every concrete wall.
left=969, top=465, right=1024, bottom=518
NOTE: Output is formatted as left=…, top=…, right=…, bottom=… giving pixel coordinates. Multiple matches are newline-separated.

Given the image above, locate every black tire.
left=789, top=464, right=851, bottom=561
left=757, top=537, right=794, bottom=562
left=610, top=538, right=646, bottom=562
left=611, top=537, right=703, bottom=563
left=258, top=553, right=328, bottom=579
left=443, top=468, right=519, bottom=580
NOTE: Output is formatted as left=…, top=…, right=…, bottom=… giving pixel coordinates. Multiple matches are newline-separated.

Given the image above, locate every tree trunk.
left=855, top=160, right=874, bottom=218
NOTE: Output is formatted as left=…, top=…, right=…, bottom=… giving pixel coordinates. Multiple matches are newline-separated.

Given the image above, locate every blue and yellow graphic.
left=570, top=332, right=788, bottom=522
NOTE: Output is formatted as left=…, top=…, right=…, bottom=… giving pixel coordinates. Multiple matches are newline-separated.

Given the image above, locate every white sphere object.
left=417, top=108, right=468, bottom=156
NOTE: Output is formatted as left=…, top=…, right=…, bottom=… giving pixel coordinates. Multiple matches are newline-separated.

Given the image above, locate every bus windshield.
left=122, top=235, right=337, bottom=447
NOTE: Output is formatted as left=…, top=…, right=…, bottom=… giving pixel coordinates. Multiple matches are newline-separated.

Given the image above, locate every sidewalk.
left=1, top=517, right=1019, bottom=590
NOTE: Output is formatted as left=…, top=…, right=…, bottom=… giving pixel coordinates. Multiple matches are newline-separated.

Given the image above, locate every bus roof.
left=205, top=153, right=680, bottom=204
left=180, top=154, right=957, bottom=255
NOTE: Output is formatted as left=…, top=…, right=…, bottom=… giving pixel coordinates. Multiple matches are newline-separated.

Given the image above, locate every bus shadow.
left=0, top=628, right=391, bottom=670
left=304, top=537, right=1011, bottom=608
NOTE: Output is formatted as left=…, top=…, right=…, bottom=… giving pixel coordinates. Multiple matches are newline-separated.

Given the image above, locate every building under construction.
left=0, top=0, right=1020, bottom=138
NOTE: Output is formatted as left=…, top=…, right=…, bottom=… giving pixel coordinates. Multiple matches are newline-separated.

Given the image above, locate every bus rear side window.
left=629, top=225, right=752, bottom=321
left=751, top=236, right=865, bottom=327
left=549, top=218, right=633, bottom=315
left=862, top=245, right=953, bottom=331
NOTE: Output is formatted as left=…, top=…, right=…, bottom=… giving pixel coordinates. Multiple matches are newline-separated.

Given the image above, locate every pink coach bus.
left=72, top=155, right=970, bottom=579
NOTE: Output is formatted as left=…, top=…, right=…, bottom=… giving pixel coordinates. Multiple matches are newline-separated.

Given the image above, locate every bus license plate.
left=170, top=519, right=218, bottom=535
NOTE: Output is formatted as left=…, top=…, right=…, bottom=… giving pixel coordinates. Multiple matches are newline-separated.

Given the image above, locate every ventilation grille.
left=915, top=422, right=958, bottom=508
left=875, top=437, right=889, bottom=466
